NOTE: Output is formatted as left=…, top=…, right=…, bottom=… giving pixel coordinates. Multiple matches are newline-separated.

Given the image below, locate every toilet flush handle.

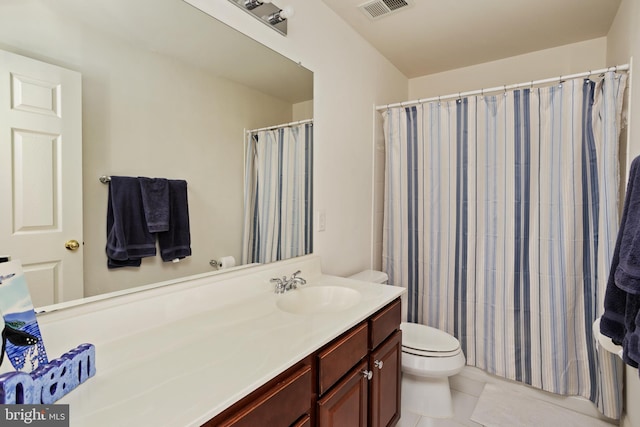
left=374, top=360, right=384, bottom=369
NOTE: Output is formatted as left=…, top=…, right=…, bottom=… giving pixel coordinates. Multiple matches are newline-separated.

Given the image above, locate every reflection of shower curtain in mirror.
left=242, top=123, right=313, bottom=264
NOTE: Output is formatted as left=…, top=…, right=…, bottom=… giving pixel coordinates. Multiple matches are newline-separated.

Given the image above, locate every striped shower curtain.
left=382, top=72, right=627, bottom=418
left=242, top=123, right=313, bottom=264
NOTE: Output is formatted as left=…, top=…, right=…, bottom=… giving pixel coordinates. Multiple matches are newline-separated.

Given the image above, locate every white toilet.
left=400, top=322, right=465, bottom=418
left=349, top=270, right=466, bottom=419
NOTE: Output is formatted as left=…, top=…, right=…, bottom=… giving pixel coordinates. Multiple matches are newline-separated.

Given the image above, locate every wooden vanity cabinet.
left=316, top=298, right=402, bottom=427
left=204, top=298, right=401, bottom=427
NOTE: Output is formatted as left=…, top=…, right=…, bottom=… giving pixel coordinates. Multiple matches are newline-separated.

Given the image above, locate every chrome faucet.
left=271, top=270, right=307, bottom=294
left=287, top=270, right=307, bottom=290
left=271, top=276, right=287, bottom=294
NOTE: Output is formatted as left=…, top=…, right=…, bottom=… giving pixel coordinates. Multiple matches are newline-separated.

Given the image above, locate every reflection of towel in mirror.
left=157, top=180, right=191, bottom=262
left=139, top=177, right=170, bottom=233
left=106, top=176, right=157, bottom=268
left=601, top=156, right=640, bottom=368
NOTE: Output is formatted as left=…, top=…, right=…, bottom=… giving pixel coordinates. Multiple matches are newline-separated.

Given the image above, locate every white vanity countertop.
left=55, top=273, right=405, bottom=426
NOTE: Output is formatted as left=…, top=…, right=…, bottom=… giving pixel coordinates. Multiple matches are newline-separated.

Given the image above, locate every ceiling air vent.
left=358, top=0, right=412, bottom=20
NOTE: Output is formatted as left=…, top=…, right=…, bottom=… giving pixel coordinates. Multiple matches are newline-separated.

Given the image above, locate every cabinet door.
left=317, top=360, right=369, bottom=427
left=369, top=330, right=402, bottom=427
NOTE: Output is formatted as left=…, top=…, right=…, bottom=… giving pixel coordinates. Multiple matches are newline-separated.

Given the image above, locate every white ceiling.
left=321, top=0, right=622, bottom=78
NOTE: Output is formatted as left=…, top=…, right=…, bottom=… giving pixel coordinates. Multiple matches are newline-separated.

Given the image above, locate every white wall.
left=607, top=0, right=640, bottom=178
left=606, top=1, right=640, bottom=425
left=293, top=100, right=314, bottom=122
left=409, top=37, right=608, bottom=99
left=185, top=0, right=408, bottom=278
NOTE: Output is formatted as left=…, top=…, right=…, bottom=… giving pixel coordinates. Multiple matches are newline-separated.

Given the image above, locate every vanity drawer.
left=210, top=359, right=312, bottom=427
left=369, top=299, right=401, bottom=350
left=317, top=322, right=368, bottom=395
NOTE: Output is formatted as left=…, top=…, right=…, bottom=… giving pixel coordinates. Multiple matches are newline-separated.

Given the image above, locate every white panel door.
left=0, top=49, right=83, bottom=307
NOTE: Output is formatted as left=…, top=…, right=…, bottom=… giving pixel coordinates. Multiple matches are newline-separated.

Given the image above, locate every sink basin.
left=276, top=286, right=362, bottom=314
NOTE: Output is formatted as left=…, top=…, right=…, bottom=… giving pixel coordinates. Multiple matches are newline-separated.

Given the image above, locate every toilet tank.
left=348, top=270, right=388, bottom=284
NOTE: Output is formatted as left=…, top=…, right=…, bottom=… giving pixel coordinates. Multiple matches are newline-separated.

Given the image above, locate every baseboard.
left=450, top=366, right=618, bottom=425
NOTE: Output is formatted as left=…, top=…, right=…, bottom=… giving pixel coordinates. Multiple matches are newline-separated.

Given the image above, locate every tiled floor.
left=397, top=384, right=617, bottom=427
left=397, top=390, right=482, bottom=427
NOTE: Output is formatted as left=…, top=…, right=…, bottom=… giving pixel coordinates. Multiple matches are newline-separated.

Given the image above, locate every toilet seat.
left=401, top=322, right=461, bottom=358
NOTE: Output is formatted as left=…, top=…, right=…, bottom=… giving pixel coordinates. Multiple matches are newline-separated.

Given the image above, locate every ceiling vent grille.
left=358, top=0, right=412, bottom=20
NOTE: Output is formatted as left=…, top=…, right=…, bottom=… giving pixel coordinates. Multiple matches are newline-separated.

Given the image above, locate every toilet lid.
left=401, top=322, right=460, bottom=355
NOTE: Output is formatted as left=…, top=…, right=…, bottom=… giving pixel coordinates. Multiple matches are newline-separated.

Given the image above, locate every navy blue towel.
left=139, top=177, right=170, bottom=233
left=157, top=180, right=191, bottom=262
left=106, top=176, right=157, bottom=268
left=601, top=156, right=640, bottom=367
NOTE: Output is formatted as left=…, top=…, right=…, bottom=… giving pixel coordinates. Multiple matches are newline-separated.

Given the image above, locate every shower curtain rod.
left=376, top=63, right=630, bottom=111
left=246, top=118, right=313, bottom=133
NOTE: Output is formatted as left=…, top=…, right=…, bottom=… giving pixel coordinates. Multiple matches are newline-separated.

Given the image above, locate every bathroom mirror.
left=0, top=0, right=313, bottom=308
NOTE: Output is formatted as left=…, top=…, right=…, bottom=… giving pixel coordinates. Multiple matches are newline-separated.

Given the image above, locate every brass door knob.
left=65, top=240, right=80, bottom=251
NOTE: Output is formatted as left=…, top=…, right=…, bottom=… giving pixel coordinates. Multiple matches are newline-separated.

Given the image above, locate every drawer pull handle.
left=374, top=360, right=384, bottom=369
left=361, top=369, right=373, bottom=380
